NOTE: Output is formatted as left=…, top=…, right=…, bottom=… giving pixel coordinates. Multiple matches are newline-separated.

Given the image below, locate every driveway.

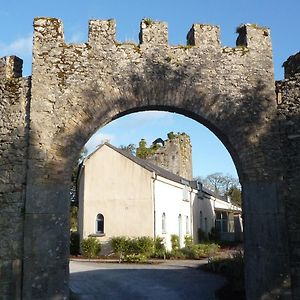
left=69, top=259, right=225, bottom=300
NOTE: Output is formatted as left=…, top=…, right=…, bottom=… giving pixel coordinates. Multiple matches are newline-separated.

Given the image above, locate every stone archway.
left=1, top=17, right=297, bottom=299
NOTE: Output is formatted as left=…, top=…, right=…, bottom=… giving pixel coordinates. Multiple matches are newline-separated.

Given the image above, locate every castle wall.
left=25, top=18, right=288, bottom=299
left=147, top=133, right=193, bottom=180
left=0, top=17, right=298, bottom=299
left=0, top=56, right=31, bottom=299
left=276, top=56, right=300, bottom=298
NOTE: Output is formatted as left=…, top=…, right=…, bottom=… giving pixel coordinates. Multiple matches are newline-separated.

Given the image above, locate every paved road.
left=69, top=260, right=225, bottom=300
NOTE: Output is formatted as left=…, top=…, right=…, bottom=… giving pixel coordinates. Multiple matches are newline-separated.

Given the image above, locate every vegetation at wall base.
left=203, top=251, right=245, bottom=300
left=111, top=236, right=155, bottom=262
left=70, top=231, right=80, bottom=255
left=110, top=235, right=220, bottom=262
left=81, top=237, right=102, bottom=258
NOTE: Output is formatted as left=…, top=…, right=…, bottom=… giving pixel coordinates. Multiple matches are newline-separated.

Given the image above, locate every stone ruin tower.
left=147, top=132, right=193, bottom=180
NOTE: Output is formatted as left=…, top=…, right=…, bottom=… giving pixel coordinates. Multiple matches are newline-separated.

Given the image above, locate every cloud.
left=68, top=31, right=85, bottom=43
left=0, top=33, right=33, bottom=58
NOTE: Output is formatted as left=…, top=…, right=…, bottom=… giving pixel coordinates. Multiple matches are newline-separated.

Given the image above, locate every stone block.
left=23, top=213, right=69, bottom=260
left=187, top=24, right=220, bottom=48
left=139, top=19, right=168, bottom=45
left=25, top=182, right=70, bottom=214
left=0, top=56, right=23, bottom=79
left=242, top=181, right=284, bottom=214
left=22, top=257, right=69, bottom=300
left=88, top=19, right=116, bottom=47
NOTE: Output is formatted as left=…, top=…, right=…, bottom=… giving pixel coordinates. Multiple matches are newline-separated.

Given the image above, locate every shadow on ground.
left=69, top=261, right=225, bottom=300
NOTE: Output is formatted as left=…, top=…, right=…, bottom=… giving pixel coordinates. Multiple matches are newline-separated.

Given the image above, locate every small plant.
left=204, top=250, right=245, bottom=299
left=170, top=234, right=180, bottom=251
left=111, top=236, right=154, bottom=262
left=184, top=235, right=193, bottom=247
left=167, top=132, right=176, bottom=140
left=111, top=236, right=128, bottom=262
left=153, top=237, right=166, bottom=258
left=134, top=236, right=154, bottom=257
left=81, top=237, right=101, bottom=258
left=143, top=18, right=153, bottom=26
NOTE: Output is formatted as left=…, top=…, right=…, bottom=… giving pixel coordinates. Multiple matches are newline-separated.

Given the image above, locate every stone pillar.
left=277, top=52, right=300, bottom=299
left=0, top=56, right=30, bottom=299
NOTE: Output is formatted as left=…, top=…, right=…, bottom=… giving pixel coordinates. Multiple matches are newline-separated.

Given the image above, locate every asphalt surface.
left=69, top=259, right=225, bottom=300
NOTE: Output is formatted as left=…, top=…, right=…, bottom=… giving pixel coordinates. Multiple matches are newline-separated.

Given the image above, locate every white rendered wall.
left=154, top=176, right=193, bottom=250
left=79, top=145, right=154, bottom=254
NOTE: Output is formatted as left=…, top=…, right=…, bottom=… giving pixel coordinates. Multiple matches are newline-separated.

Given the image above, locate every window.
left=96, top=213, right=104, bottom=234
left=162, top=213, right=166, bottom=234
left=186, top=216, right=189, bottom=234
left=178, top=214, right=182, bottom=237
left=182, top=185, right=189, bottom=201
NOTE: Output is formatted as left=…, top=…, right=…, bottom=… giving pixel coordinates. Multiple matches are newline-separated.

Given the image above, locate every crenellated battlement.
left=283, top=52, right=300, bottom=78
left=32, top=17, right=272, bottom=54
left=2, top=16, right=300, bottom=300
left=0, top=56, right=23, bottom=79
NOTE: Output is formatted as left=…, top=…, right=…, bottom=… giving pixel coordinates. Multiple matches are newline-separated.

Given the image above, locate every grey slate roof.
left=94, top=142, right=191, bottom=186
left=84, top=142, right=229, bottom=202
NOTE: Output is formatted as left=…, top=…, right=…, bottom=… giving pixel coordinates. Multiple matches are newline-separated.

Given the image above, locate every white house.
left=77, top=143, right=242, bottom=254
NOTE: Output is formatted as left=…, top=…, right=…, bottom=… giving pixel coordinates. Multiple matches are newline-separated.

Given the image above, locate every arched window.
left=178, top=214, right=182, bottom=237
left=186, top=216, right=189, bottom=234
left=162, top=213, right=166, bottom=234
left=96, top=213, right=104, bottom=234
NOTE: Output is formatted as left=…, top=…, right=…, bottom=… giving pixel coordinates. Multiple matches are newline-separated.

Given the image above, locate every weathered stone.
left=0, top=17, right=299, bottom=299
left=276, top=54, right=300, bottom=298
left=146, top=133, right=193, bottom=180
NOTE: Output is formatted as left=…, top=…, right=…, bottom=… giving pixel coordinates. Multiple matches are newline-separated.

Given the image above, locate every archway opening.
left=68, top=110, right=243, bottom=298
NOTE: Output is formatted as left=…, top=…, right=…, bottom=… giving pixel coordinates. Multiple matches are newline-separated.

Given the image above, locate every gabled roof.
left=83, top=143, right=241, bottom=210
left=84, top=142, right=191, bottom=186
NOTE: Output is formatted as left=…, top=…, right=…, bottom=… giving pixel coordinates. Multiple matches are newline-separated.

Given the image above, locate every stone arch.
left=0, top=17, right=296, bottom=299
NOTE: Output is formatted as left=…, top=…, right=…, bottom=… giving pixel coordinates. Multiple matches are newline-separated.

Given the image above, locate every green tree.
left=227, top=186, right=242, bottom=207
left=119, top=144, right=136, bottom=156
left=136, top=139, right=149, bottom=158
left=136, top=139, right=161, bottom=159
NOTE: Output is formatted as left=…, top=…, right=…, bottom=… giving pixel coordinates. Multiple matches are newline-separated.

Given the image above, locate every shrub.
left=123, top=254, right=148, bottom=263
left=111, top=236, right=154, bottom=262
left=111, top=236, right=128, bottom=261
left=184, top=235, right=193, bottom=247
left=132, top=236, right=154, bottom=257
left=208, top=227, right=220, bottom=241
left=153, top=237, right=166, bottom=258
left=81, top=237, right=101, bottom=258
left=170, top=249, right=185, bottom=259
left=197, top=228, right=208, bottom=242
left=171, top=234, right=180, bottom=251
left=204, top=250, right=245, bottom=299
left=182, top=243, right=220, bottom=259
left=70, top=231, right=80, bottom=255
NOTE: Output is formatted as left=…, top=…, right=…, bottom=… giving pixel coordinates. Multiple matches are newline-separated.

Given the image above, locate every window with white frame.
left=162, top=212, right=166, bottom=234
left=96, top=213, right=104, bottom=234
